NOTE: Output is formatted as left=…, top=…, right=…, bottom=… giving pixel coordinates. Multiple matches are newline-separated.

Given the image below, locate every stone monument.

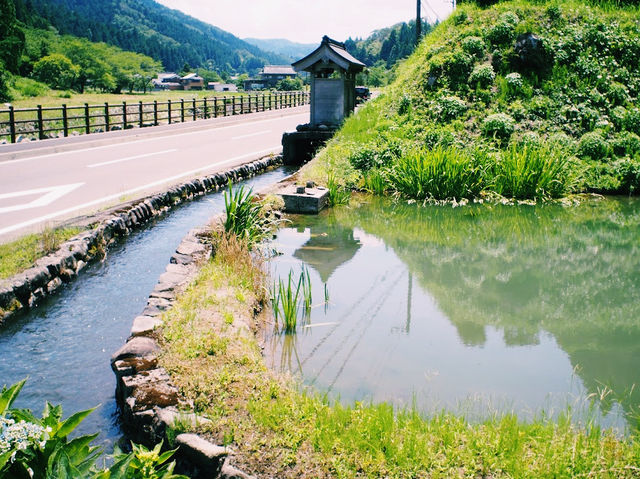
left=282, top=36, right=365, bottom=165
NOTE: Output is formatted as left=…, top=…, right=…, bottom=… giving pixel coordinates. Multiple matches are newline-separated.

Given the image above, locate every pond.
left=264, top=196, right=640, bottom=432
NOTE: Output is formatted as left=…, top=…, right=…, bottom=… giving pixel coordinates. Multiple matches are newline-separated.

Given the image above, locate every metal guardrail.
left=0, top=91, right=310, bottom=144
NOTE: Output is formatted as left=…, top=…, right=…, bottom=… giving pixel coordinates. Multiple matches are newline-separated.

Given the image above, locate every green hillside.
left=13, top=0, right=289, bottom=73
left=303, top=0, right=640, bottom=199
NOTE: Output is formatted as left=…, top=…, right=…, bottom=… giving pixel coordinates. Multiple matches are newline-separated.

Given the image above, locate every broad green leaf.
left=54, top=407, right=96, bottom=438
left=0, top=379, right=26, bottom=414
left=0, top=449, right=14, bottom=471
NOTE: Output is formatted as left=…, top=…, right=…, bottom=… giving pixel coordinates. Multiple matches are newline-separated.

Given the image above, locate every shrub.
left=610, top=106, right=627, bottom=130
left=612, top=132, right=640, bottom=157
left=348, top=141, right=402, bottom=171
left=624, top=108, right=640, bottom=135
left=607, top=83, right=629, bottom=107
left=424, top=127, right=457, bottom=149
left=389, top=147, right=488, bottom=200
left=462, top=36, right=485, bottom=58
left=528, top=95, right=553, bottom=119
left=505, top=72, right=523, bottom=90
left=493, top=145, right=574, bottom=199
left=508, top=100, right=527, bottom=121
left=0, top=380, right=186, bottom=479
left=487, top=22, right=516, bottom=47
left=469, top=64, right=495, bottom=88
left=444, top=50, right=474, bottom=90
left=579, top=105, right=600, bottom=131
left=12, top=77, right=48, bottom=98
left=578, top=132, right=610, bottom=160
left=436, top=96, right=467, bottom=122
left=614, top=157, right=640, bottom=194
left=482, top=113, right=515, bottom=141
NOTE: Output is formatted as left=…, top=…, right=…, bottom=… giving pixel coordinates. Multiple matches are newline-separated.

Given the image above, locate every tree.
left=0, top=0, right=26, bottom=73
left=32, top=53, right=78, bottom=89
left=61, top=38, right=109, bottom=92
left=0, top=61, right=11, bottom=102
left=276, top=77, right=303, bottom=91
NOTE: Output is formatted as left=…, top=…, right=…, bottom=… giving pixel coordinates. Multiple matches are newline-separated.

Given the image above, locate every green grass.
left=0, top=227, right=83, bottom=279
left=300, top=0, right=640, bottom=199
left=159, top=226, right=640, bottom=478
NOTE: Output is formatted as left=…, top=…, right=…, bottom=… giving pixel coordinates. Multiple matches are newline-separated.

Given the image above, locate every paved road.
left=0, top=106, right=309, bottom=243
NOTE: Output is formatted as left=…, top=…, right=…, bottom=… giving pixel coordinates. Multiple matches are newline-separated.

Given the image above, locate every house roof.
left=261, top=65, right=296, bottom=76
left=292, top=36, right=365, bottom=73
left=182, top=73, right=203, bottom=80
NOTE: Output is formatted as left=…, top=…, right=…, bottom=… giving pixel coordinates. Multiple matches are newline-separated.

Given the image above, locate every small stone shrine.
left=282, top=36, right=365, bottom=165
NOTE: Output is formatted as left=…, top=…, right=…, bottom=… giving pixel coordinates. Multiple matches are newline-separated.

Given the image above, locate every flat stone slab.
left=279, top=184, right=329, bottom=214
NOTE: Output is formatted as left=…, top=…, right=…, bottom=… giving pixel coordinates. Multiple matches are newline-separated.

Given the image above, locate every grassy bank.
left=301, top=0, right=640, bottom=200
left=158, top=229, right=640, bottom=478
left=0, top=226, right=82, bottom=279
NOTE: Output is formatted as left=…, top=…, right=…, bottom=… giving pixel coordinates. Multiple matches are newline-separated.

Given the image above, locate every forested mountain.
left=13, top=0, right=289, bottom=73
left=243, top=38, right=316, bottom=62
left=345, top=20, right=433, bottom=68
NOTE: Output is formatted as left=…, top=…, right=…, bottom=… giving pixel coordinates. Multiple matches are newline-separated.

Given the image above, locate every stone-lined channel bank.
left=0, top=165, right=292, bottom=452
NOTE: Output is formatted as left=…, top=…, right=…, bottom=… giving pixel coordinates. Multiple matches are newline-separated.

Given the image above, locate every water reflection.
left=265, top=196, right=640, bottom=430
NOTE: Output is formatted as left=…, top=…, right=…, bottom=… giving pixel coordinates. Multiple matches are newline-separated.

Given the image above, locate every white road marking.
left=0, top=112, right=308, bottom=166
left=232, top=130, right=272, bottom=140
left=0, top=183, right=84, bottom=214
left=0, top=146, right=281, bottom=237
left=87, top=149, right=177, bottom=168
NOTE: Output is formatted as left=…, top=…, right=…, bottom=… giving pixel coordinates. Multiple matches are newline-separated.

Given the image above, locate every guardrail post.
left=262, top=94, right=265, bottom=112
left=224, top=97, right=228, bottom=116
left=105, top=102, right=110, bottom=131
left=214, top=97, right=218, bottom=118
left=84, top=103, right=90, bottom=134
left=139, top=101, right=143, bottom=127
left=9, top=106, right=16, bottom=143
left=37, top=105, right=44, bottom=140
left=62, top=104, right=69, bottom=137
left=192, top=98, right=196, bottom=121
left=204, top=98, right=208, bottom=119
left=240, top=95, right=244, bottom=114
left=232, top=96, right=236, bottom=115
left=168, top=100, right=172, bottom=124
left=180, top=98, right=185, bottom=123
left=153, top=100, right=158, bottom=126
left=122, top=101, right=127, bottom=130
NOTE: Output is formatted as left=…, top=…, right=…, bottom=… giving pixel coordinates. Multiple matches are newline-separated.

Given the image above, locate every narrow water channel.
left=0, top=167, right=292, bottom=451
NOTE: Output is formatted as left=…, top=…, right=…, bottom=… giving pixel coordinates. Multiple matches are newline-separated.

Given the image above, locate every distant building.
left=152, top=72, right=182, bottom=90
left=181, top=73, right=204, bottom=90
left=244, top=65, right=297, bottom=91
left=152, top=72, right=204, bottom=91
left=207, top=82, right=238, bottom=92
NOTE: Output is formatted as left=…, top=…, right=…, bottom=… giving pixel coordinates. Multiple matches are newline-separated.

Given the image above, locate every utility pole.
left=416, top=0, right=422, bottom=45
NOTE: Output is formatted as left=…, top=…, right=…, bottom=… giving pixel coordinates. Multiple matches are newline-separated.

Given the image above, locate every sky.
left=156, top=0, right=455, bottom=44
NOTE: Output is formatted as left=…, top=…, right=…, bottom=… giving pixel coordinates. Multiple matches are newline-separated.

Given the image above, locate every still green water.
left=265, top=196, right=640, bottom=431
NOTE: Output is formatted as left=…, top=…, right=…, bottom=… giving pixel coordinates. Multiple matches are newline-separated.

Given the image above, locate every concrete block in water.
left=279, top=184, right=329, bottom=214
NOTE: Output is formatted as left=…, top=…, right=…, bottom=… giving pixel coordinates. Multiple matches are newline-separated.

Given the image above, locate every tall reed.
left=327, top=174, right=351, bottom=206
left=223, top=181, right=267, bottom=245
left=492, top=145, right=574, bottom=199
left=272, top=267, right=313, bottom=333
left=389, top=146, right=488, bottom=200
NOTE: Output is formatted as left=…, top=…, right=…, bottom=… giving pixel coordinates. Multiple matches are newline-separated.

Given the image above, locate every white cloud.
left=156, top=0, right=453, bottom=43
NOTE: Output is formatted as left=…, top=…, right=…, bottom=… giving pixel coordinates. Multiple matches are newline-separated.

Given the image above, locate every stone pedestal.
left=279, top=183, right=329, bottom=214
left=281, top=130, right=334, bottom=166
